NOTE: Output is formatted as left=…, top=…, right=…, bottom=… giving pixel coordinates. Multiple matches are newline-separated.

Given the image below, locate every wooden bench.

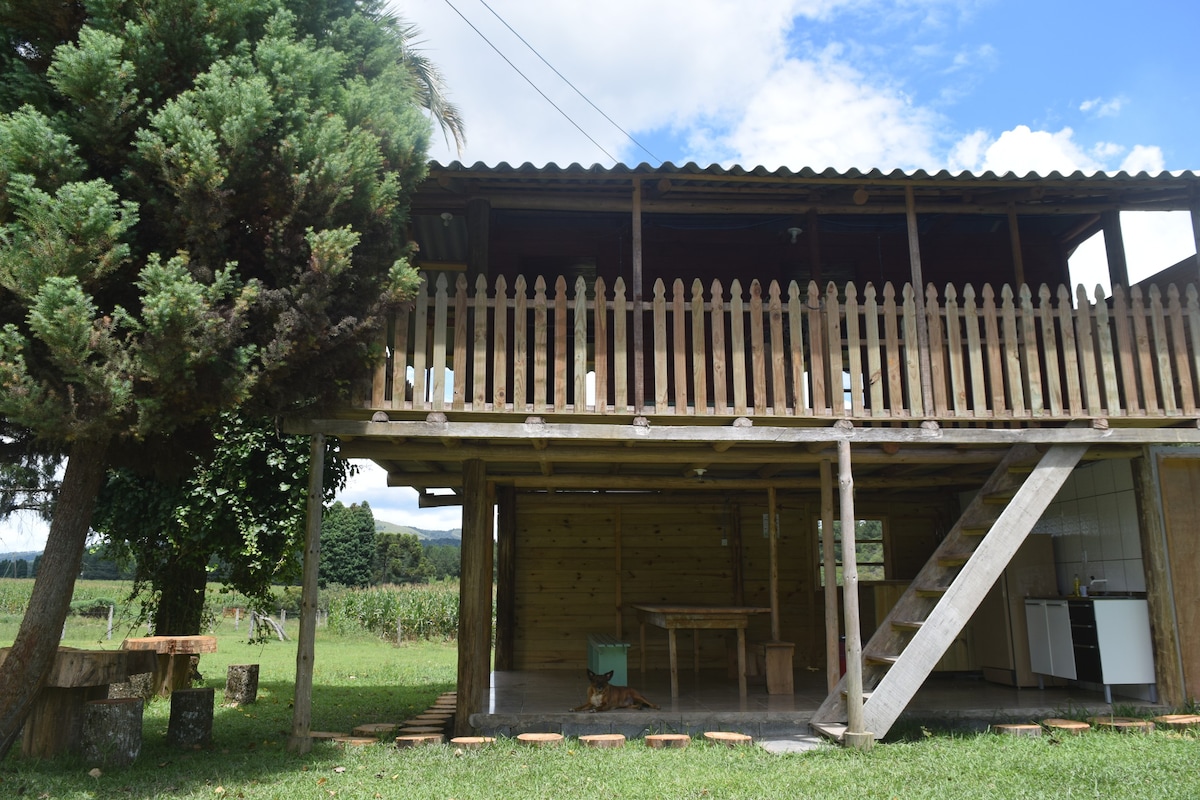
left=586, top=633, right=631, bottom=686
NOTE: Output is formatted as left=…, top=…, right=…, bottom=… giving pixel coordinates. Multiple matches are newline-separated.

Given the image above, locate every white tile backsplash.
left=1038, top=459, right=1144, bottom=596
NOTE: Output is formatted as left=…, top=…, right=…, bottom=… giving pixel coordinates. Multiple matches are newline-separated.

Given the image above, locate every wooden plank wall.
left=1149, top=455, right=1200, bottom=703
left=511, top=491, right=951, bottom=673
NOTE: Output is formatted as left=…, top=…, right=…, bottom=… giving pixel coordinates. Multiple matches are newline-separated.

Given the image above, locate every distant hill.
left=0, top=550, right=40, bottom=562
left=375, top=520, right=461, bottom=543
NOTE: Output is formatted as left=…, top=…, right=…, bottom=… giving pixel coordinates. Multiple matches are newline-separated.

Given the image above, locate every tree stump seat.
left=167, top=687, right=215, bottom=749
left=224, top=664, right=259, bottom=705
left=82, top=697, right=144, bottom=766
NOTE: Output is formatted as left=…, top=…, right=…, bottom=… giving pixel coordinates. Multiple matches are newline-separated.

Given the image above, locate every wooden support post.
left=456, top=460, right=491, bottom=737
left=614, top=506, right=623, bottom=637
left=287, top=433, right=323, bottom=754
left=632, top=178, right=645, bottom=412
left=465, top=197, right=490, bottom=283
left=1102, top=210, right=1130, bottom=290
left=821, top=459, right=839, bottom=693
left=905, top=186, right=935, bottom=414
left=1136, top=450, right=1186, bottom=706
left=1191, top=199, right=1200, bottom=287
left=1008, top=204, right=1026, bottom=288
left=767, top=487, right=780, bottom=641
left=807, top=209, right=822, bottom=284
left=494, top=485, right=516, bottom=671
left=838, top=440, right=869, bottom=741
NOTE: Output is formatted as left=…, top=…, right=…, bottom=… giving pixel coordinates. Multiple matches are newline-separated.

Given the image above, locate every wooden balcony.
left=362, top=272, right=1200, bottom=426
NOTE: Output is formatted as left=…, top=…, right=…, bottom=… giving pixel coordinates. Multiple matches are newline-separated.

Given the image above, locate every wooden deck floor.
left=471, top=668, right=1160, bottom=741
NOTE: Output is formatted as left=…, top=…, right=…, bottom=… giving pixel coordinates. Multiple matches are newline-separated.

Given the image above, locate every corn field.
left=325, top=581, right=463, bottom=642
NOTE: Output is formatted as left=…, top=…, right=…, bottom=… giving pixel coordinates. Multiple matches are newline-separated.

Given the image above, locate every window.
left=817, top=519, right=886, bottom=586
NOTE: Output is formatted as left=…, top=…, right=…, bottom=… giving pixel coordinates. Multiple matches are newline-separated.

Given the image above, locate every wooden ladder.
left=810, top=442, right=1088, bottom=743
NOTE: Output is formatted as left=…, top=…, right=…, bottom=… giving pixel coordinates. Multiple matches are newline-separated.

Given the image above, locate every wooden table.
left=0, top=647, right=157, bottom=758
left=632, top=604, right=770, bottom=699
left=120, top=635, right=217, bottom=696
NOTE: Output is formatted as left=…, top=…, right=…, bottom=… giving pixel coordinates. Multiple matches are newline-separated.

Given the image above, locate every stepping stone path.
left=704, top=731, right=753, bottom=746
left=450, top=736, right=495, bottom=749
left=1087, top=716, right=1155, bottom=733
left=352, top=723, right=399, bottom=737
left=1153, top=714, right=1200, bottom=730
left=645, top=733, right=691, bottom=749
left=395, top=733, right=444, bottom=748
left=332, top=736, right=378, bottom=747
left=1041, top=718, right=1090, bottom=734
left=517, top=732, right=563, bottom=747
left=579, top=733, right=625, bottom=748
left=994, top=723, right=1041, bottom=737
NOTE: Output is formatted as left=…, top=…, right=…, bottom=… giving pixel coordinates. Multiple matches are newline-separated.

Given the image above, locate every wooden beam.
left=1137, top=450, right=1185, bottom=706
left=1191, top=198, right=1200, bottom=287
left=821, top=460, right=839, bottom=693
left=305, top=418, right=1200, bottom=447
left=287, top=433, right=324, bottom=754
left=455, top=460, right=491, bottom=736
left=465, top=197, right=490, bottom=282
left=1102, top=209, right=1130, bottom=289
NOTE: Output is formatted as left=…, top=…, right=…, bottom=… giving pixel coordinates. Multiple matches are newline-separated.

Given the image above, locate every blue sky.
left=3, top=0, right=1198, bottom=550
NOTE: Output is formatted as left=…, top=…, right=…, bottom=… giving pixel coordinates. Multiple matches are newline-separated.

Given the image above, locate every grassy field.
left=1, top=582, right=1199, bottom=799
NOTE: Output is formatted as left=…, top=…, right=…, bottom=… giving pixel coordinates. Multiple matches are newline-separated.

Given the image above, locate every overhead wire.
left=439, top=0, right=655, bottom=166
left=474, top=0, right=662, bottom=166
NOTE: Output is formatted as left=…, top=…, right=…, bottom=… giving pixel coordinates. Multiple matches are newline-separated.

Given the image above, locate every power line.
left=474, top=0, right=662, bottom=166
left=439, top=0, right=620, bottom=165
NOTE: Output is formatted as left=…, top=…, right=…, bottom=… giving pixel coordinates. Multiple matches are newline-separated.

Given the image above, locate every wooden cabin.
left=293, top=162, right=1200, bottom=742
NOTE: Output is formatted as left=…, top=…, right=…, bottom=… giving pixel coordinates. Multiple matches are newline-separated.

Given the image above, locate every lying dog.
left=570, top=669, right=659, bottom=712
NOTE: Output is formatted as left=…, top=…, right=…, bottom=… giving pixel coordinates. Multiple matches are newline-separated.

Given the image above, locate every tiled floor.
left=473, top=668, right=1158, bottom=740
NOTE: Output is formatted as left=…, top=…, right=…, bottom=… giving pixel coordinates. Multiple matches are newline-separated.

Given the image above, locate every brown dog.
left=570, top=669, right=659, bottom=712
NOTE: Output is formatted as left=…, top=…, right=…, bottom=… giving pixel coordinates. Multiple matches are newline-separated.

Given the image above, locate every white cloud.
left=712, top=49, right=943, bottom=170
left=1080, top=96, right=1124, bottom=118
left=1120, top=144, right=1166, bottom=175
left=338, top=461, right=463, bottom=532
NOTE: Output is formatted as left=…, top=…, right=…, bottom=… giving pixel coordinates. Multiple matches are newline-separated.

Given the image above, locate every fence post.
left=107, top=605, right=114, bottom=641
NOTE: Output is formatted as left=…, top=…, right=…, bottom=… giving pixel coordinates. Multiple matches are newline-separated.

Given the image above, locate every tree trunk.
left=153, top=557, right=209, bottom=635
left=0, top=436, right=110, bottom=760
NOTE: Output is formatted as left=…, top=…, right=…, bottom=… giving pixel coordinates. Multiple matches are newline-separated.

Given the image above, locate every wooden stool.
left=1042, top=718, right=1090, bottom=734
left=994, top=723, right=1041, bottom=737
left=704, top=731, right=752, bottom=746
left=517, top=732, right=562, bottom=747
left=580, top=733, right=625, bottom=748
left=645, top=733, right=691, bottom=748
left=396, top=733, right=443, bottom=748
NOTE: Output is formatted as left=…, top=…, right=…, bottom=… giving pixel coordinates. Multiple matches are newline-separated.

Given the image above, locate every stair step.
left=960, top=525, right=990, bottom=537
left=810, top=722, right=847, bottom=742
left=864, top=654, right=899, bottom=666
left=891, top=619, right=924, bottom=631
left=839, top=689, right=875, bottom=700
left=937, top=554, right=969, bottom=567
left=1008, top=465, right=1036, bottom=475
left=914, top=587, right=946, bottom=598
left=982, top=492, right=1015, bottom=505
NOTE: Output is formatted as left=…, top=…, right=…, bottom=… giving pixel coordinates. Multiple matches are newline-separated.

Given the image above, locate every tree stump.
left=224, top=664, right=259, bottom=705
left=994, top=723, right=1042, bottom=737
left=516, top=732, right=562, bottom=747
left=645, top=733, right=691, bottom=749
left=580, top=733, right=625, bottom=748
left=109, top=672, right=155, bottom=701
left=168, top=687, right=214, bottom=749
left=82, top=698, right=144, bottom=766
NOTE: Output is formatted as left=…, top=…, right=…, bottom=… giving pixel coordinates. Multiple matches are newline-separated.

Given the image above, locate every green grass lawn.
left=2, top=601, right=1199, bottom=799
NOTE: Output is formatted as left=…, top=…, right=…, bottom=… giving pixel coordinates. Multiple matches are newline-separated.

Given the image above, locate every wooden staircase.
left=809, top=442, right=1088, bottom=743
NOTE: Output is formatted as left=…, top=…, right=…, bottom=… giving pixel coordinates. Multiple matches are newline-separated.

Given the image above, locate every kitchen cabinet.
left=1025, top=597, right=1156, bottom=702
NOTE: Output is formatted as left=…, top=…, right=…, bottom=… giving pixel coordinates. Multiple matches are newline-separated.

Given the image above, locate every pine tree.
left=319, top=501, right=376, bottom=587
left=0, top=0, right=439, bottom=755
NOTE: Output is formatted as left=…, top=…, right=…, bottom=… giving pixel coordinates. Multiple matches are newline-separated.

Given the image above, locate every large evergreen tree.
left=0, top=0, right=435, bottom=756
left=319, top=500, right=376, bottom=587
